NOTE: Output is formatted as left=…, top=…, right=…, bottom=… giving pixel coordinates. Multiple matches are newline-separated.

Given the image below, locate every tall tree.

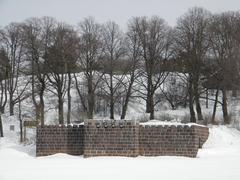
left=131, top=16, right=172, bottom=120
left=77, top=17, right=104, bottom=119
left=45, top=23, right=77, bottom=124
left=22, top=17, right=56, bottom=125
left=208, top=12, right=240, bottom=124
left=0, top=23, right=29, bottom=116
left=174, top=7, right=210, bottom=122
left=102, top=21, right=126, bottom=119
left=0, top=48, right=9, bottom=137
left=0, top=49, right=8, bottom=114
left=120, top=20, right=142, bottom=119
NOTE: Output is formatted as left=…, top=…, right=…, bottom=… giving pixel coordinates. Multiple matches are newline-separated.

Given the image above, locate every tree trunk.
left=31, top=72, right=40, bottom=124
left=120, top=99, right=128, bottom=120
left=193, top=78, right=203, bottom=120
left=146, top=76, right=152, bottom=113
left=87, top=76, right=94, bottom=119
left=88, top=92, right=94, bottom=119
left=121, top=91, right=131, bottom=120
left=39, top=95, right=45, bottom=126
left=183, top=92, right=188, bottom=108
left=0, top=79, right=8, bottom=114
left=18, top=98, right=23, bottom=142
left=9, top=98, right=14, bottom=116
left=35, top=105, right=41, bottom=124
left=189, top=79, right=196, bottom=123
left=145, top=72, right=155, bottom=119
left=149, top=93, right=154, bottom=120
left=0, top=114, right=3, bottom=137
left=222, top=89, right=230, bottom=124
left=206, top=89, right=209, bottom=109
left=120, top=78, right=134, bottom=119
left=195, top=96, right=203, bottom=120
left=211, top=89, right=219, bottom=124
left=110, top=95, right=114, bottom=119
left=58, top=96, right=64, bottom=125
left=146, top=93, right=151, bottom=113
left=38, top=80, right=45, bottom=126
left=109, top=72, right=114, bottom=120
left=67, top=73, right=71, bottom=124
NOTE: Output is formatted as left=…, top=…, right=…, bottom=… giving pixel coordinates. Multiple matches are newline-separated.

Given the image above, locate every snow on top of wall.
left=67, top=119, right=205, bottom=127
left=140, top=120, right=205, bottom=127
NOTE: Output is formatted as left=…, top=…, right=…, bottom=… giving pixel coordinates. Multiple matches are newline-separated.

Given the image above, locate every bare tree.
left=45, top=23, right=77, bottom=124
left=101, top=21, right=126, bottom=119
left=120, top=21, right=142, bottom=119
left=208, top=12, right=240, bottom=124
left=131, top=16, right=172, bottom=120
left=0, top=49, right=8, bottom=114
left=0, top=48, right=9, bottom=137
left=77, top=17, right=104, bottom=119
left=0, top=23, right=30, bottom=116
left=22, top=17, right=56, bottom=125
left=174, top=7, right=210, bottom=122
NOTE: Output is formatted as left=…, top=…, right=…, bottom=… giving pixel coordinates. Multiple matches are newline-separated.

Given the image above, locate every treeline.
left=0, top=7, right=240, bottom=132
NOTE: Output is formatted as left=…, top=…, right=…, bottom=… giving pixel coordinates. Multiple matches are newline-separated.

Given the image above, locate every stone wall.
left=36, top=120, right=209, bottom=158
left=36, top=125, right=84, bottom=156
left=84, top=120, right=139, bottom=157
left=139, top=125, right=209, bottom=157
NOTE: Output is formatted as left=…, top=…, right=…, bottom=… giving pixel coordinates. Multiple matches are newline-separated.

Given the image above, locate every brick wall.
left=36, top=121, right=209, bottom=158
left=84, top=120, right=139, bottom=157
left=139, top=125, right=209, bottom=157
left=36, top=125, right=84, bottom=156
left=193, top=125, right=209, bottom=148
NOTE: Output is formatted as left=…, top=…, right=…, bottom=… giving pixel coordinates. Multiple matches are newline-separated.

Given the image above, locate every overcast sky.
left=0, top=0, right=240, bottom=28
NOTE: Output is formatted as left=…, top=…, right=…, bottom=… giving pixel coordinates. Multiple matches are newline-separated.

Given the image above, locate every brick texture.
left=193, top=125, right=209, bottom=148
left=36, top=120, right=209, bottom=158
left=84, top=120, right=139, bottom=157
left=139, top=125, right=209, bottom=158
left=36, top=125, right=84, bottom=156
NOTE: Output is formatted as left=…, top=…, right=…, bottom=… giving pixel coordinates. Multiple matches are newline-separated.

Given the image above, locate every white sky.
left=0, top=0, right=240, bottom=28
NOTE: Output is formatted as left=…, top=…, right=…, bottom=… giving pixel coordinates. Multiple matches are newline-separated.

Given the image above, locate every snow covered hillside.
left=0, top=124, right=240, bottom=180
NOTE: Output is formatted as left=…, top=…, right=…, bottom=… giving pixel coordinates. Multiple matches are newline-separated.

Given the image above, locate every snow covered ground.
left=1, top=124, right=240, bottom=180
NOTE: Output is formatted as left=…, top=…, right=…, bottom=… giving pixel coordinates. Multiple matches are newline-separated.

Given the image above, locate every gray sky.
left=0, top=0, right=240, bottom=28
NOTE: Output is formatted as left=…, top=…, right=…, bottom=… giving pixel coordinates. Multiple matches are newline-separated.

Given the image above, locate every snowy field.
left=1, top=125, right=240, bottom=180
